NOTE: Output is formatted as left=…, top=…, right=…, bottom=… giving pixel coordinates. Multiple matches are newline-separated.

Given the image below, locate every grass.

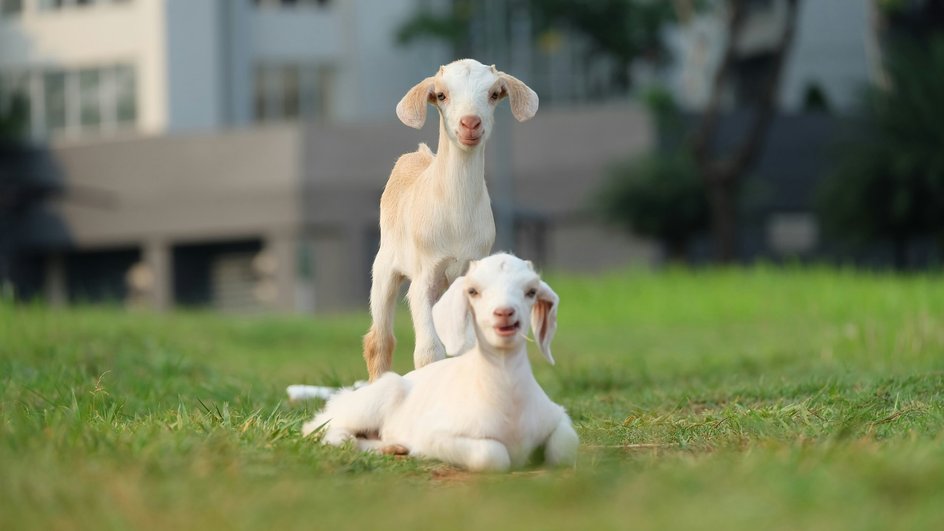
left=1, top=266, right=943, bottom=530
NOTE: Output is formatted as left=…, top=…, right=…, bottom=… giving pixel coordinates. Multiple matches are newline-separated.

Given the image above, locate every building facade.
left=0, top=0, right=446, bottom=141
left=2, top=0, right=891, bottom=313
left=9, top=105, right=654, bottom=313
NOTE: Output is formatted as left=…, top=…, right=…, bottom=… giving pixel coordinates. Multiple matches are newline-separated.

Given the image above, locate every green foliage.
left=2, top=268, right=944, bottom=529
left=801, top=82, right=831, bottom=113
left=395, top=7, right=470, bottom=49
left=596, top=87, right=707, bottom=258
left=597, top=151, right=707, bottom=257
left=396, top=0, right=677, bottom=87
left=0, top=91, right=29, bottom=141
left=530, top=0, right=676, bottom=65
left=817, top=37, right=944, bottom=250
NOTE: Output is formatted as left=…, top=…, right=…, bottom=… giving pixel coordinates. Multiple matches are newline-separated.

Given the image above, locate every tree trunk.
left=708, top=179, right=738, bottom=263
left=893, top=236, right=909, bottom=271
left=687, top=0, right=801, bottom=263
left=666, top=239, right=689, bottom=264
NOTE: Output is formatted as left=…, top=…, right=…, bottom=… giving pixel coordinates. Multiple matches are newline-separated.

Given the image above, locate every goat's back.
left=379, top=144, right=434, bottom=225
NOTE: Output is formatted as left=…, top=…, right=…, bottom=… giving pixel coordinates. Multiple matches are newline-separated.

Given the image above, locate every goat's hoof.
left=380, top=444, right=410, bottom=456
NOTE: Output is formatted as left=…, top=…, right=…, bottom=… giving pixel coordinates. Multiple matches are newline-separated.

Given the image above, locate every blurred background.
left=0, top=0, right=940, bottom=314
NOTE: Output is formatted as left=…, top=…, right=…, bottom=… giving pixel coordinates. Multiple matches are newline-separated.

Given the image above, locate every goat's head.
left=396, top=59, right=539, bottom=151
left=432, top=253, right=559, bottom=363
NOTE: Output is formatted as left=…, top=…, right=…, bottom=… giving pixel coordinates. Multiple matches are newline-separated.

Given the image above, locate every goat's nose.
left=460, top=115, right=482, bottom=131
left=493, top=307, right=515, bottom=318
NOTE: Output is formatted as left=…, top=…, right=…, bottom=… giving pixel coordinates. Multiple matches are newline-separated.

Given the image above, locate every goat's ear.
left=433, top=276, right=472, bottom=355
left=530, top=280, right=559, bottom=365
left=396, top=76, right=435, bottom=129
left=498, top=72, right=539, bottom=122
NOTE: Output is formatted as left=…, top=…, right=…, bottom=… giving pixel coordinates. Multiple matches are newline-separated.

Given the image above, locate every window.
left=0, top=72, right=28, bottom=114
left=253, top=63, right=333, bottom=123
left=282, top=65, right=300, bottom=119
left=43, top=71, right=67, bottom=132
left=37, top=0, right=66, bottom=10
left=253, top=0, right=331, bottom=8
left=1, top=64, right=138, bottom=138
left=0, top=71, right=30, bottom=137
left=0, top=0, right=23, bottom=17
left=113, top=64, right=136, bottom=124
left=38, top=0, right=131, bottom=12
left=78, top=68, right=101, bottom=127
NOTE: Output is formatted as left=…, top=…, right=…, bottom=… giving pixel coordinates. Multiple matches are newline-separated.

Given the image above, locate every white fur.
left=305, top=253, right=578, bottom=472
left=363, top=59, right=539, bottom=380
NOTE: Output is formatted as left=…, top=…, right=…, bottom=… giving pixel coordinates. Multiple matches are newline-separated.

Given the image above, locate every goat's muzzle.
left=494, top=320, right=521, bottom=337
left=458, top=115, right=483, bottom=146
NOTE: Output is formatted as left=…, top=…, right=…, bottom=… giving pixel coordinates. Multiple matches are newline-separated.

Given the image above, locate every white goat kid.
left=306, top=253, right=578, bottom=472
left=362, top=59, right=539, bottom=381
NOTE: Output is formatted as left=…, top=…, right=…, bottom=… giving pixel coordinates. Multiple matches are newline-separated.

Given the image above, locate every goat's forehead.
left=467, top=255, right=539, bottom=287
left=439, top=60, right=497, bottom=92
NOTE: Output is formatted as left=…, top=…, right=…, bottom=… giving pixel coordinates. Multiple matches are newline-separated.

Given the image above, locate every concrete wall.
left=49, top=124, right=304, bottom=247
left=250, top=5, right=343, bottom=62
left=164, top=0, right=225, bottom=132
left=32, top=103, right=655, bottom=312
left=333, top=0, right=450, bottom=124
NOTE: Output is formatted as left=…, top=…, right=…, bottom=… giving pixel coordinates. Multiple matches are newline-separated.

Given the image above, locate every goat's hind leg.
left=364, top=257, right=403, bottom=380
left=424, top=434, right=511, bottom=472
left=304, top=373, right=408, bottom=446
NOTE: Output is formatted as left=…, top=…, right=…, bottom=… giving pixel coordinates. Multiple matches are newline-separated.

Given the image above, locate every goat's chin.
left=483, top=339, right=522, bottom=352
left=454, top=133, right=485, bottom=149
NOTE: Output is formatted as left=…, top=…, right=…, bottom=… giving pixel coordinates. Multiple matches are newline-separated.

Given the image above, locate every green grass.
left=2, top=266, right=943, bottom=530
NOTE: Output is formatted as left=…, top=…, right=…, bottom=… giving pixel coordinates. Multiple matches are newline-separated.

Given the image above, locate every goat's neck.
left=470, top=342, right=534, bottom=390
left=431, top=121, right=487, bottom=201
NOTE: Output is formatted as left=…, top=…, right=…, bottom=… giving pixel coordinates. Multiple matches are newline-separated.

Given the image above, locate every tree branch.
left=690, top=0, right=749, bottom=170
left=726, top=0, right=801, bottom=177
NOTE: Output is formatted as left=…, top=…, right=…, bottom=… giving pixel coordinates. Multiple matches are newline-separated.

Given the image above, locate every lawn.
left=1, top=267, right=943, bottom=530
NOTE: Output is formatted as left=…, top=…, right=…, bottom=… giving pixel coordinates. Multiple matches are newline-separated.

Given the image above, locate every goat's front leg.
left=424, top=434, right=511, bottom=472
left=407, top=269, right=447, bottom=369
left=544, top=416, right=579, bottom=467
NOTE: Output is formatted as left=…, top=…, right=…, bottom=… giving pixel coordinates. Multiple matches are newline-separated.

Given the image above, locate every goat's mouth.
left=494, top=321, right=521, bottom=337
left=457, top=132, right=483, bottom=146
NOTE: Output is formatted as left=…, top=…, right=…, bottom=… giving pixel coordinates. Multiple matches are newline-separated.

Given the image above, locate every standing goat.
left=306, top=253, right=578, bottom=472
left=363, top=59, right=539, bottom=380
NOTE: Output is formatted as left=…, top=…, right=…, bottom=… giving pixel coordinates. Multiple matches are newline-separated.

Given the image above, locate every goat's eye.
left=437, top=92, right=446, bottom=102
left=526, top=288, right=537, bottom=298
left=467, top=287, right=479, bottom=297
left=490, top=92, right=499, bottom=101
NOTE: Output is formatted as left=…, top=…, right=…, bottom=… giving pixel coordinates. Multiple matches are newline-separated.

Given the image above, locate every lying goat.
left=305, top=253, right=578, bottom=472
left=363, top=59, right=539, bottom=380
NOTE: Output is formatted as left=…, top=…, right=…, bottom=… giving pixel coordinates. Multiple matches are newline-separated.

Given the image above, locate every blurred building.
left=0, top=0, right=444, bottom=140
left=13, top=107, right=651, bottom=312
left=0, top=0, right=654, bottom=313
left=0, top=0, right=887, bottom=313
